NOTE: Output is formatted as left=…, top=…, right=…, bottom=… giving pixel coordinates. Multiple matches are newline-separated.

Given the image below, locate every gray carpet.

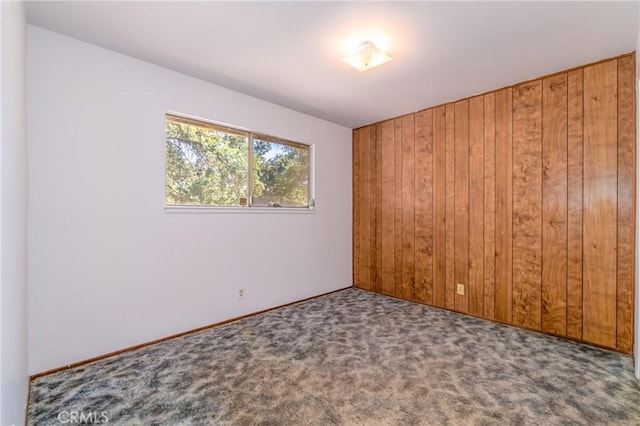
left=28, top=288, right=640, bottom=425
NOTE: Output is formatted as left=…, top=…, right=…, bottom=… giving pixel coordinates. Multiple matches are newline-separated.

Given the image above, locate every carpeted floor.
left=29, top=288, right=640, bottom=425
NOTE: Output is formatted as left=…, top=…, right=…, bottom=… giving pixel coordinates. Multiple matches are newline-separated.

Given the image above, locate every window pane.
left=253, top=137, right=309, bottom=207
left=166, top=118, right=248, bottom=206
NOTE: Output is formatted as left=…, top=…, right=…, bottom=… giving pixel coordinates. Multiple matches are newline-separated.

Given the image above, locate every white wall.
left=0, top=1, right=29, bottom=424
left=27, top=26, right=352, bottom=374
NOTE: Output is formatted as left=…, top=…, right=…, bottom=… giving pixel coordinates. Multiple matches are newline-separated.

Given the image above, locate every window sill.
left=165, top=206, right=316, bottom=214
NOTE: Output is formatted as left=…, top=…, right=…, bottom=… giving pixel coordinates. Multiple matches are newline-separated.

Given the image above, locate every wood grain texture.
left=433, top=106, right=447, bottom=308
left=445, top=103, right=456, bottom=309
left=583, top=59, right=617, bottom=348
left=616, top=55, right=635, bottom=353
left=351, top=54, right=635, bottom=352
left=483, top=93, right=496, bottom=320
left=469, top=96, right=484, bottom=317
left=542, top=74, right=568, bottom=336
left=393, top=118, right=402, bottom=297
left=371, top=124, right=381, bottom=293
left=394, top=119, right=403, bottom=297
left=358, top=126, right=373, bottom=290
left=353, top=127, right=372, bottom=290
left=495, top=87, right=513, bottom=324
left=414, top=109, right=434, bottom=304
left=353, top=129, right=360, bottom=288
left=454, top=100, right=470, bottom=313
left=401, top=114, right=416, bottom=300
left=369, top=125, right=378, bottom=292
left=567, top=69, right=584, bottom=340
left=512, top=81, right=543, bottom=330
left=380, top=120, right=396, bottom=296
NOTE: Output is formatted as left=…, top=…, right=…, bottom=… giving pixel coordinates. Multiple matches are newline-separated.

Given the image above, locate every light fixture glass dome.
left=342, top=41, right=392, bottom=72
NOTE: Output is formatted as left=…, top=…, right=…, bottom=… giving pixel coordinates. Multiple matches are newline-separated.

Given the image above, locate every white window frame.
left=164, top=113, right=315, bottom=214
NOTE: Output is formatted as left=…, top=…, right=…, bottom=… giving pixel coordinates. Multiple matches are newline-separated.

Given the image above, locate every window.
left=165, top=114, right=311, bottom=208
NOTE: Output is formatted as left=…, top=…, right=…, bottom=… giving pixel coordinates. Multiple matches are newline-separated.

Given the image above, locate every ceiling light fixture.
left=342, top=41, right=392, bottom=72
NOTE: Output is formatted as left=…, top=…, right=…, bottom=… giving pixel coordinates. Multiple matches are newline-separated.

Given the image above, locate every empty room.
left=2, top=1, right=640, bottom=425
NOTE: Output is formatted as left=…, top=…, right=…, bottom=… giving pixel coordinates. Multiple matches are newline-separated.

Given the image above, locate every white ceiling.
left=26, top=1, right=639, bottom=129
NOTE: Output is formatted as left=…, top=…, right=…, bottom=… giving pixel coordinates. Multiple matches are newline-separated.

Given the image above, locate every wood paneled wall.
left=352, top=54, right=636, bottom=353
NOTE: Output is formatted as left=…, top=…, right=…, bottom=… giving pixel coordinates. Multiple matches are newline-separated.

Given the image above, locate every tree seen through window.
left=165, top=116, right=310, bottom=207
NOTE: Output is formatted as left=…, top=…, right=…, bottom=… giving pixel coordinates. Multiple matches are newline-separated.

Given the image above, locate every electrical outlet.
left=238, top=288, right=246, bottom=300
left=456, top=283, right=465, bottom=296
